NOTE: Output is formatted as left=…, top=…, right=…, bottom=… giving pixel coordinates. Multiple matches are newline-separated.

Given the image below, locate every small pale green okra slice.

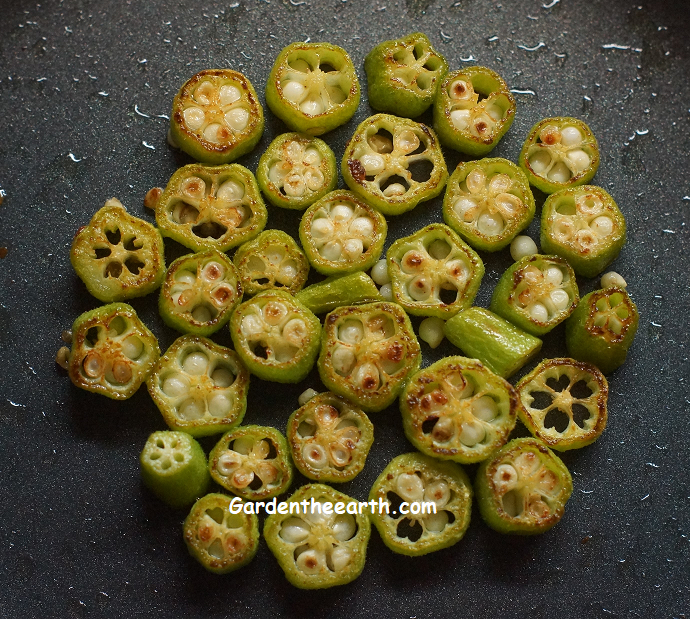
left=296, top=271, right=383, bottom=315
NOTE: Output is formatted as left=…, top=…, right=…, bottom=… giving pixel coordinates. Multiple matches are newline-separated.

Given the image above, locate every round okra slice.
left=517, top=358, right=608, bottom=451
left=565, top=286, right=639, bottom=374
left=365, top=32, right=448, bottom=118
left=266, top=42, right=360, bottom=136
left=519, top=117, right=600, bottom=194
left=401, top=357, right=518, bottom=464
left=68, top=303, right=160, bottom=400
left=342, top=114, right=448, bottom=216
left=490, top=254, right=580, bottom=337
left=296, top=271, right=383, bottom=315
left=233, top=230, right=309, bottom=296
left=299, top=190, right=387, bottom=276
left=257, top=133, right=337, bottom=210
left=475, top=437, right=573, bottom=535
left=369, top=453, right=472, bottom=556
left=71, top=198, right=165, bottom=303
left=318, top=302, right=421, bottom=413
left=140, top=431, right=210, bottom=508
left=443, top=158, right=536, bottom=252
left=264, top=483, right=371, bottom=589
left=159, top=249, right=242, bottom=337
left=287, top=392, right=374, bottom=483
left=433, top=66, right=516, bottom=157
left=156, top=163, right=267, bottom=253
left=147, top=335, right=249, bottom=437
left=183, top=493, right=259, bottom=574
left=230, top=290, right=321, bottom=383
left=541, top=185, right=626, bottom=278
left=169, top=69, right=264, bottom=164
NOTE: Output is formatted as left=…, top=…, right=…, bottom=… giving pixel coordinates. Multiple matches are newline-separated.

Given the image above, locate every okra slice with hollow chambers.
left=490, top=254, right=579, bottom=337
left=296, top=271, right=383, bottom=315
left=443, top=158, right=536, bottom=252
left=318, top=302, right=421, bottom=413
left=475, top=437, right=573, bottom=535
left=233, top=229, right=309, bottom=296
left=369, top=453, right=472, bottom=556
left=517, top=358, right=608, bottom=451
left=169, top=69, right=264, bottom=164
left=155, top=163, right=267, bottom=253
left=257, top=133, right=337, bottom=210
left=147, top=335, right=249, bottom=437
left=342, top=114, right=448, bottom=216
left=266, top=42, right=360, bottom=136
left=364, top=32, right=448, bottom=118
left=387, top=223, right=484, bottom=318
left=433, top=66, right=516, bottom=157
left=68, top=303, right=160, bottom=400
left=71, top=198, right=165, bottom=303
left=299, top=190, right=387, bottom=276
left=519, top=117, right=600, bottom=194
left=541, top=185, right=626, bottom=278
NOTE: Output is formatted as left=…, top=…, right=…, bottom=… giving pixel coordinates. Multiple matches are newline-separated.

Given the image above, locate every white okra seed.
left=298, top=388, right=319, bottom=406
left=371, top=259, right=391, bottom=285
left=379, top=283, right=393, bottom=300
left=419, top=317, right=445, bottom=349
left=510, top=236, right=538, bottom=261
left=601, top=271, right=627, bottom=288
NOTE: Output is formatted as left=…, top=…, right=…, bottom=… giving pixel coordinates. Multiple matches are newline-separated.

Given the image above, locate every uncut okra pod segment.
left=296, top=271, right=383, bottom=315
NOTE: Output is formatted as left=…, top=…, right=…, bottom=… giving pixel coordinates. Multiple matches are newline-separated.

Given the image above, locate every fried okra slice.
left=365, top=32, right=448, bottom=118
left=299, top=190, right=387, bottom=276
left=387, top=223, right=484, bottom=318
left=233, top=230, right=309, bottom=296
left=68, top=303, right=160, bottom=400
left=401, top=357, right=518, bottom=464
left=183, top=493, right=259, bottom=574
left=490, top=254, right=579, bottom=337
left=71, top=198, right=165, bottom=303
left=443, top=158, right=536, bottom=252
left=318, top=302, right=421, bottom=413
left=296, top=272, right=383, bottom=315
left=147, top=335, right=249, bottom=437
left=266, top=42, right=360, bottom=136
left=476, top=437, right=573, bottom=535
left=169, top=69, right=264, bottom=164
left=156, top=163, right=267, bottom=252
left=565, top=287, right=639, bottom=374
left=257, top=133, right=337, bottom=210
left=541, top=185, right=626, bottom=278
left=433, top=66, right=516, bottom=157
left=264, top=483, right=370, bottom=589
left=342, top=114, right=448, bottom=216
left=287, top=392, right=374, bottom=483
left=369, top=453, right=472, bottom=556
left=230, top=290, right=321, bottom=383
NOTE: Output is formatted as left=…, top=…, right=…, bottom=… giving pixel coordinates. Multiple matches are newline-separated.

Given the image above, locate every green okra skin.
left=71, top=198, right=165, bottom=303
left=433, top=66, right=516, bottom=157
left=475, top=437, right=573, bottom=535
left=540, top=185, right=626, bottom=278
left=265, top=42, right=360, bottom=136
left=140, top=431, right=210, bottom=508
left=565, top=286, right=639, bottom=374
left=296, top=272, right=383, bottom=315
left=368, top=453, right=472, bottom=556
left=443, top=307, right=542, bottom=379
left=169, top=69, right=264, bottom=164
left=256, top=133, right=337, bottom=210
left=365, top=32, right=448, bottom=118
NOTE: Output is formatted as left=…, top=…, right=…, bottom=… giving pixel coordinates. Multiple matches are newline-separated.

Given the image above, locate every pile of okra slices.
left=57, top=33, right=639, bottom=588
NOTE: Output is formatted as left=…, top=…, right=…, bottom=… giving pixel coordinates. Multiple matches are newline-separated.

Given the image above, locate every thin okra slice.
left=155, top=163, right=267, bottom=253
left=296, top=272, right=383, bottom=315
left=517, top=358, right=608, bottom=451
left=342, top=114, right=448, bottom=216
left=369, top=453, right=472, bottom=556
left=475, top=437, right=573, bottom=535
left=71, top=198, right=165, bottom=303
left=365, top=32, right=448, bottom=118
left=147, top=335, right=249, bottom=437
left=387, top=223, right=484, bottom=318
left=541, top=185, right=626, bottom=278
left=266, top=42, right=360, bottom=136
left=433, top=66, right=516, bottom=157
left=169, top=69, right=264, bottom=164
